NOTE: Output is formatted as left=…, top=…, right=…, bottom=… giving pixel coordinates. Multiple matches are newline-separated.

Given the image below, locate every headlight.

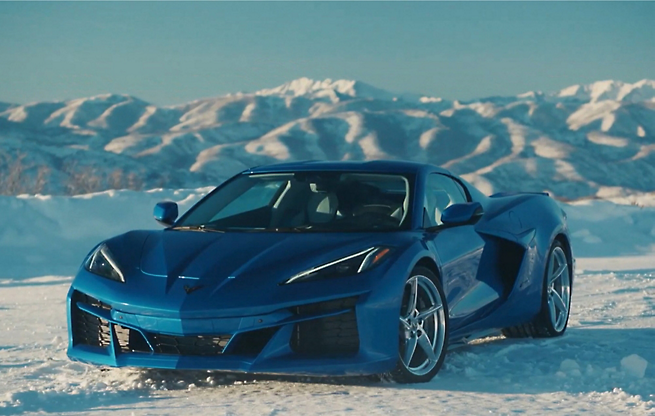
left=84, top=243, right=125, bottom=283
left=283, top=246, right=393, bottom=285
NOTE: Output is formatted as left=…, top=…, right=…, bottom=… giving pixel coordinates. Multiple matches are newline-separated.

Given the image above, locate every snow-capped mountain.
left=1, top=78, right=654, bottom=199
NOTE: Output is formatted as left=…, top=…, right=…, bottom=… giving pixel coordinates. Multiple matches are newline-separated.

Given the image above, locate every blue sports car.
left=67, top=160, right=573, bottom=383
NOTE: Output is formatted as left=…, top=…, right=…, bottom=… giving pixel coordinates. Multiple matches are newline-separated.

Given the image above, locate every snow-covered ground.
left=0, top=189, right=654, bottom=415
left=1, top=272, right=652, bottom=415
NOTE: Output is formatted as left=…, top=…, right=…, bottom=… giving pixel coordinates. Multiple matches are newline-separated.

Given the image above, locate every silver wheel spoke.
left=398, top=274, right=446, bottom=377
left=549, top=262, right=566, bottom=285
left=551, top=290, right=567, bottom=314
left=403, top=335, right=418, bottom=365
left=400, top=317, right=412, bottom=330
left=545, top=246, right=571, bottom=333
left=548, top=297, right=557, bottom=324
left=417, top=304, right=442, bottom=320
left=417, top=332, right=437, bottom=362
left=408, top=278, right=418, bottom=314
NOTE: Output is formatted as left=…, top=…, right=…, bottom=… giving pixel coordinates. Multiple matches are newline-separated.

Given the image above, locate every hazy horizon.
left=1, top=2, right=654, bottom=105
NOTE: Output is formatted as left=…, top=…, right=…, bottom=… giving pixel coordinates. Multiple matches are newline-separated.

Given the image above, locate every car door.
left=422, top=174, right=498, bottom=330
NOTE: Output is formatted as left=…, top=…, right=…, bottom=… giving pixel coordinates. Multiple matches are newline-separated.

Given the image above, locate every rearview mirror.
left=441, top=202, right=483, bottom=226
left=154, top=201, right=178, bottom=226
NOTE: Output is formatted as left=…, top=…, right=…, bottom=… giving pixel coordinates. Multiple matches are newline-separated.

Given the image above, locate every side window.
left=424, top=174, right=468, bottom=227
left=449, top=178, right=468, bottom=202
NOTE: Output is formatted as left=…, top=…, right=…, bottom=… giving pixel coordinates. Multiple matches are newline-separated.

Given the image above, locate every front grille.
left=149, top=334, right=232, bottom=356
left=70, top=291, right=232, bottom=356
left=291, top=297, right=360, bottom=356
left=70, top=291, right=111, bottom=348
left=72, top=291, right=111, bottom=311
left=114, top=325, right=151, bottom=353
left=291, top=297, right=358, bottom=316
left=228, top=327, right=279, bottom=356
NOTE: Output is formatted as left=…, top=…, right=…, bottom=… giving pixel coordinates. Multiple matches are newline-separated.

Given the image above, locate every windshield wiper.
left=170, top=225, right=225, bottom=233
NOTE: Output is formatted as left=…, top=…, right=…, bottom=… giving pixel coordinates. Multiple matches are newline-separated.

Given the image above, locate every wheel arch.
left=413, top=257, right=441, bottom=284
left=553, top=232, right=574, bottom=281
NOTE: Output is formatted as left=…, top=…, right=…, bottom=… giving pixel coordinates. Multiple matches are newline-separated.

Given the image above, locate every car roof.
left=246, top=160, right=451, bottom=175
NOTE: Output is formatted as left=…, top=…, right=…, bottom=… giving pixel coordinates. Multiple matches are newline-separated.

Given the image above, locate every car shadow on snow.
left=9, top=328, right=646, bottom=415
left=101, top=328, right=654, bottom=401
left=402, top=327, right=655, bottom=399
left=127, top=367, right=381, bottom=389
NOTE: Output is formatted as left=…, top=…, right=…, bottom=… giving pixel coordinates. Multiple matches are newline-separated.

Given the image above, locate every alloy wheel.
left=546, top=246, right=571, bottom=332
left=398, top=275, right=447, bottom=376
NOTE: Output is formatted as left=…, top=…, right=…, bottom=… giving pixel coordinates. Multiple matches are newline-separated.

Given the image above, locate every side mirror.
left=154, top=201, right=178, bottom=226
left=441, top=202, right=483, bottom=226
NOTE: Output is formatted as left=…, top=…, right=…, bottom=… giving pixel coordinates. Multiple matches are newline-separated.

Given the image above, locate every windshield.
left=176, top=172, right=412, bottom=232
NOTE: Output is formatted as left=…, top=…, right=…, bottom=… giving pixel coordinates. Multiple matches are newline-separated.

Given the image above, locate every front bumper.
left=66, top=279, right=400, bottom=376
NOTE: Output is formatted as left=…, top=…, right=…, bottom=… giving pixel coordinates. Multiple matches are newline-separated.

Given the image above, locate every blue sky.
left=1, top=2, right=653, bottom=105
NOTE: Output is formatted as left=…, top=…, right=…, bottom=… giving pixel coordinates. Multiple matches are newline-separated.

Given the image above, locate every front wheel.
left=390, top=267, right=449, bottom=383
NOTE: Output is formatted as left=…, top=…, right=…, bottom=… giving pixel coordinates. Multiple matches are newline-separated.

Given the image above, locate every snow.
left=587, top=131, right=629, bottom=147
left=557, top=79, right=655, bottom=103
left=470, top=118, right=527, bottom=176
left=2, top=72, right=655, bottom=411
left=0, top=189, right=209, bottom=278
left=244, top=126, right=293, bottom=160
left=358, top=135, right=389, bottom=159
left=558, top=84, right=581, bottom=98
left=442, top=135, right=493, bottom=168
left=532, top=136, right=572, bottom=159
left=1, top=269, right=653, bottom=415
left=621, top=355, right=649, bottom=379
left=566, top=100, right=622, bottom=131
left=3, top=77, right=655, bottom=200
left=340, top=113, right=366, bottom=144
left=0, top=189, right=654, bottom=414
left=419, top=96, right=443, bottom=103
left=255, top=78, right=398, bottom=103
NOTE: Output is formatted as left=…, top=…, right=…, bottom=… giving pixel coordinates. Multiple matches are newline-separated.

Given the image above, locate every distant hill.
left=1, top=77, right=654, bottom=199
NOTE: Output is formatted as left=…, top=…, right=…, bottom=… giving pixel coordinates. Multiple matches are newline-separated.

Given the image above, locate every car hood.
left=95, top=229, right=407, bottom=318
left=89, top=229, right=416, bottom=318
left=94, top=229, right=409, bottom=316
left=138, top=230, right=382, bottom=283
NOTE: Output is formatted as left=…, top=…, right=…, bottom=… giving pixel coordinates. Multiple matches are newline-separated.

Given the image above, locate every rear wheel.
left=502, top=241, right=572, bottom=338
left=390, top=267, right=449, bottom=383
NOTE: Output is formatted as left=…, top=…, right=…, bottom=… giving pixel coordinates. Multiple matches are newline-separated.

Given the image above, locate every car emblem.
left=183, top=284, right=203, bottom=294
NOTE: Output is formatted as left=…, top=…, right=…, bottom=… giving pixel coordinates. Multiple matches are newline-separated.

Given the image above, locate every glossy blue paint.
left=67, top=160, right=572, bottom=376
left=153, top=201, right=178, bottom=226
left=441, top=202, right=483, bottom=226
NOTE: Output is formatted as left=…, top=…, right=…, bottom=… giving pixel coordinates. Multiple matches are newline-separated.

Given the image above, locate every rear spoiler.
left=490, top=191, right=550, bottom=198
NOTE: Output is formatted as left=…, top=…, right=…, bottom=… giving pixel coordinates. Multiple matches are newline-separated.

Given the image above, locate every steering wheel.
left=353, top=204, right=394, bottom=216
left=352, top=205, right=400, bottom=228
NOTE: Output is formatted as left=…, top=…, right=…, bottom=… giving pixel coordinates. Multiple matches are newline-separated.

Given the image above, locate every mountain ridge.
left=1, top=78, right=654, bottom=199
left=7, top=77, right=655, bottom=108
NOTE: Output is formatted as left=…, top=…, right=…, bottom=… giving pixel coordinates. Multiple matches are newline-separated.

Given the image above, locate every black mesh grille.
left=291, top=297, right=360, bottom=356
left=114, top=325, right=151, bottom=353
left=72, top=291, right=111, bottom=311
left=149, top=333, right=232, bottom=356
left=228, top=327, right=279, bottom=356
left=292, top=297, right=358, bottom=316
left=70, top=291, right=111, bottom=348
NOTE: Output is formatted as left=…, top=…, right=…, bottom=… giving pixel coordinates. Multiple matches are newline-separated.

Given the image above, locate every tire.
left=502, top=241, right=572, bottom=338
left=390, top=266, right=449, bottom=383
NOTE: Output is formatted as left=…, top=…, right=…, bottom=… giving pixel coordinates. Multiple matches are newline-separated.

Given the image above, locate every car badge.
left=183, top=284, right=203, bottom=294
